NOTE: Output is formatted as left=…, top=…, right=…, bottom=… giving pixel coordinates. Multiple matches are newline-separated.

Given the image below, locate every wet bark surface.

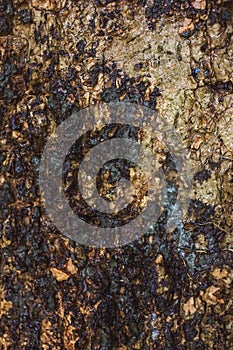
left=0, top=0, right=232, bottom=349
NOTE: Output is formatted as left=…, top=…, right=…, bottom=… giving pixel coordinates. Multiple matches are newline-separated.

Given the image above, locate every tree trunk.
left=0, top=0, right=232, bottom=349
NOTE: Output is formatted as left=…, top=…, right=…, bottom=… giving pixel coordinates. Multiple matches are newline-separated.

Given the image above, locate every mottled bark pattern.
left=0, top=0, right=232, bottom=349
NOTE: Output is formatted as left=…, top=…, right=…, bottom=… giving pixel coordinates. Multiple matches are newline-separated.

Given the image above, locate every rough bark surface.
left=0, top=0, right=232, bottom=349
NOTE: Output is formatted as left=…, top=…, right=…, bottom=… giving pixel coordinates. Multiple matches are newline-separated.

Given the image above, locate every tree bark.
left=0, top=0, right=232, bottom=349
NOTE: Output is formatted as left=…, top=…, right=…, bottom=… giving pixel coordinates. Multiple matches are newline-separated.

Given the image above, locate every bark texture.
left=0, top=0, right=232, bottom=349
